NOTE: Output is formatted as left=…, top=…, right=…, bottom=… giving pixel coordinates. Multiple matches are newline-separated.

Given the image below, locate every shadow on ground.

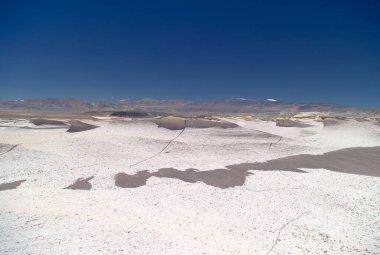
left=0, top=180, right=26, bottom=191
left=115, top=146, right=380, bottom=189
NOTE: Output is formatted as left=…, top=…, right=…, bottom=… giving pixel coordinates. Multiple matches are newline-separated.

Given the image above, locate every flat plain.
left=0, top=113, right=380, bottom=254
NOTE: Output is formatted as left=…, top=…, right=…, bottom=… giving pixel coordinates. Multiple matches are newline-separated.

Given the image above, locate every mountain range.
left=0, top=98, right=376, bottom=114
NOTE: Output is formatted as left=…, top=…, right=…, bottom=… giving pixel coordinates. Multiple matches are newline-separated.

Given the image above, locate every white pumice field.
left=1, top=116, right=380, bottom=254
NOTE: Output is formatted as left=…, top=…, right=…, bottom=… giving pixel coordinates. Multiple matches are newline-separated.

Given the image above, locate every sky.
left=0, top=0, right=379, bottom=107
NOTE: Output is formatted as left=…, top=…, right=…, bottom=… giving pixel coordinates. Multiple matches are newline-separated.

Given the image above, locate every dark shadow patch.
left=110, top=111, right=151, bottom=118
left=116, top=146, right=380, bottom=189
left=276, top=119, right=313, bottom=128
left=322, top=117, right=347, bottom=127
left=115, top=171, right=151, bottom=188
left=64, top=176, right=94, bottom=190
left=67, top=121, right=98, bottom=133
left=0, top=180, right=26, bottom=191
left=115, top=167, right=253, bottom=189
left=152, top=116, right=238, bottom=130
left=226, top=162, right=307, bottom=173
left=229, top=147, right=380, bottom=177
left=30, top=118, right=67, bottom=126
left=186, top=119, right=239, bottom=129
left=152, top=117, right=185, bottom=130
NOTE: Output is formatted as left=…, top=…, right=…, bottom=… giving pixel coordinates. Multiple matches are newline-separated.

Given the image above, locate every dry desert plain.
left=0, top=113, right=380, bottom=254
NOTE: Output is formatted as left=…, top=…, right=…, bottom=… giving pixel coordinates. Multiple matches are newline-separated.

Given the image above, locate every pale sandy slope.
left=0, top=118, right=380, bottom=254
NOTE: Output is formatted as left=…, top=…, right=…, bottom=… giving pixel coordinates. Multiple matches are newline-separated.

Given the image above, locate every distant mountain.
left=0, top=98, right=93, bottom=111
left=180, top=98, right=350, bottom=113
left=0, top=97, right=374, bottom=114
left=118, top=98, right=189, bottom=110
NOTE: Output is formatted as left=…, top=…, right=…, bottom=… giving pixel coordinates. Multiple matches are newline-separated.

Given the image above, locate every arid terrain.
left=0, top=106, right=380, bottom=254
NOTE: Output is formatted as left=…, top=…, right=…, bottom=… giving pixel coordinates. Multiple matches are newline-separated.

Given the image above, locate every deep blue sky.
left=0, top=0, right=379, bottom=107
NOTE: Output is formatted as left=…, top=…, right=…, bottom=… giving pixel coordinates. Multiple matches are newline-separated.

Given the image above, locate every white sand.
left=0, top=118, right=380, bottom=254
